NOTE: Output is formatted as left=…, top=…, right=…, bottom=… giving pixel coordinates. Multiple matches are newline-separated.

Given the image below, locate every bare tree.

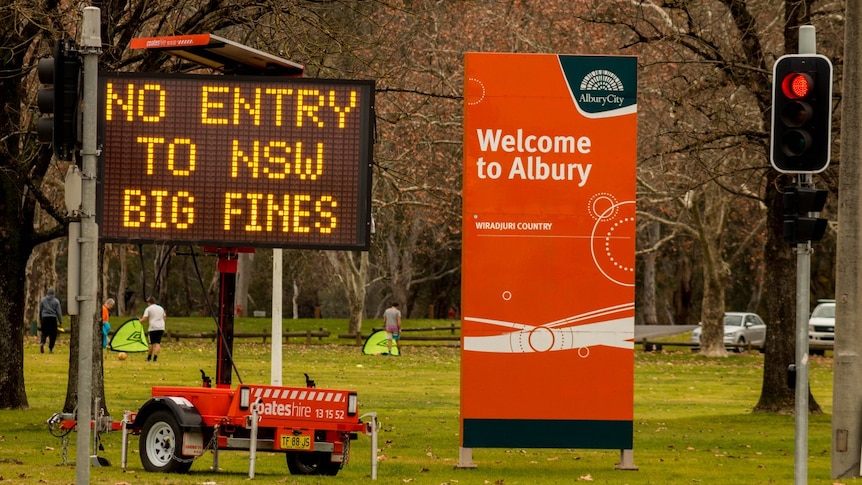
left=582, top=0, right=841, bottom=411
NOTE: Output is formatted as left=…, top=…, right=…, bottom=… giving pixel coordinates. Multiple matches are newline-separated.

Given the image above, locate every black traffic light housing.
left=36, top=39, right=81, bottom=161
left=770, top=55, right=833, bottom=173
left=783, top=186, right=828, bottom=244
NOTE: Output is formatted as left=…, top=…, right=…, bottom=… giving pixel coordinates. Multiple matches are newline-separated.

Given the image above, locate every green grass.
left=1, top=323, right=855, bottom=484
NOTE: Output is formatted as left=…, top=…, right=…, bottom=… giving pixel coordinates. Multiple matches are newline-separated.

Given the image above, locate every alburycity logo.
left=558, top=56, right=637, bottom=118
left=578, top=69, right=626, bottom=108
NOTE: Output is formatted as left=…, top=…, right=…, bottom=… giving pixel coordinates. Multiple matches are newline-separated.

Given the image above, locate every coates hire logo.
left=559, top=56, right=638, bottom=119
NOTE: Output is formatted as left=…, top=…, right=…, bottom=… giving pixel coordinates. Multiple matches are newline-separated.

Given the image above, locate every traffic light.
left=36, top=39, right=81, bottom=161
left=782, top=186, right=828, bottom=244
left=770, top=54, right=833, bottom=173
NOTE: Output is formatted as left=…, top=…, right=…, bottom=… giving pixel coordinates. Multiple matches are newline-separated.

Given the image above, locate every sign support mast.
left=832, top=0, right=862, bottom=478
left=76, top=6, right=101, bottom=485
left=792, top=25, right=817, bottom=485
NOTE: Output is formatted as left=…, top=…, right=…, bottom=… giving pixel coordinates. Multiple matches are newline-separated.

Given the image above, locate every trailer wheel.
left=285, top=451, right=340, bottom=475
left=140, top=410, right=193, bottom=473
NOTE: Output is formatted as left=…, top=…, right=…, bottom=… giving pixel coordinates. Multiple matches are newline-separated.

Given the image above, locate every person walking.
left=383, top=302, right=402, bottom=355
left=140, top=296, right=166, bottom=362
left=101, top=298, right=115, bottom=349
left=39, top=288, right=63, bottom=354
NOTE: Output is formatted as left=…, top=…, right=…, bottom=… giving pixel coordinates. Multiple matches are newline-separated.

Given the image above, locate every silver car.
left=690, top=312, right=767, bottom=352
left=808, top=300, right=835, bottom=356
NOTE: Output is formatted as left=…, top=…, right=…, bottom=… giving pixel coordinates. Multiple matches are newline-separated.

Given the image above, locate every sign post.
left=75, top=7, right=101, bottom=484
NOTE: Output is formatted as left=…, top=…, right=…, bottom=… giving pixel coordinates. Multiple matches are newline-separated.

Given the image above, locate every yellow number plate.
left=281, top=434, right=312, bottom=450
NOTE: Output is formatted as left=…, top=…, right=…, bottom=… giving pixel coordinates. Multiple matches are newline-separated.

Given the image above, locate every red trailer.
left=131, top=381, right=362, bottom=475
left=130, top=248, right=365, bottom=476
left=50, top=249, right=367, bottom=476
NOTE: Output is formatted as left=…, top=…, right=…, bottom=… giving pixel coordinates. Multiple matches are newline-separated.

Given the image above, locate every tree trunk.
left=101, top=243, right=111, bottom=301
left=235, top=252, right=254, bottom=316
left=0, top=238, right=30, bottom=409
left=673, top=256, right=693, bottom=326
left=118, top=245, right=128, bottom=316
left=326, top=251, right=368, bottom=334
left=292, top=279, right=300, bottom=319
left=641, top=222, right=660, bottom=325
left=153, top=245, right=173, bottom=304
left=63, top=311, right=108, bottom=416
left=746, top=263, right=765, bottom=313
left=755, top=174, right=821, bottom=413
left=699, top=258, right=728, bottom=357
left=697, top=194, right=729, bottom=357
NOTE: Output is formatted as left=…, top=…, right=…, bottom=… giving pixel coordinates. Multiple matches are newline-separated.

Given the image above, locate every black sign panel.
left=98, top=72, right=374, bottom=249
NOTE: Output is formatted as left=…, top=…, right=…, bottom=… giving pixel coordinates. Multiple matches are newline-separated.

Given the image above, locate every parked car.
left=690, top=312, right=767, bottom=352
left=808, top=300, right=835, bottom=356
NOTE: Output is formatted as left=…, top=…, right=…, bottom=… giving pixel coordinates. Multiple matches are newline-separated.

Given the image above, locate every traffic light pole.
left=785, top=26, right=821, bottom=485
left=794, top=174, right=813, bottom=485
left=75, top=7, right=100, bottom=485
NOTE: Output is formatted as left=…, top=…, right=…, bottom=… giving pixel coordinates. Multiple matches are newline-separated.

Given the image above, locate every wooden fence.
left=338, top=323, right=461, bottom=345
left=164, top=329, right=330, bottom=345
left=154, top=323, right=463, bottom=346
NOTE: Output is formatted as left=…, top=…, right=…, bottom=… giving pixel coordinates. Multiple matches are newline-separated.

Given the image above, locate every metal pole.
left=212, top=425, right=220, bottom=471
left=794, top=182, right=812, bottom=485
left=121, top=410, right=130, bottom=469
left=793, top=27, right=817, bottom=485
left=248, top=398, right=261, bottom=478
left=91, top=396, right=100, bottom=459
left=75, top=7, right=100, bottom=485
left=271, top=248, right=283, bottom=385
left=833, top=1, right=862, bottom=478
left=360, top=412, right=379, bottom=480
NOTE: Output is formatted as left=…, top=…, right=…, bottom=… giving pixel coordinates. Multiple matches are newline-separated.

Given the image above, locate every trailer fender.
left=133, top=396, right=204, bottom=431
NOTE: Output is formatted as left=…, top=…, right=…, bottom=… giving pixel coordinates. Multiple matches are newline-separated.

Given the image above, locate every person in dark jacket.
left=39, top=288, right=63, bottom=353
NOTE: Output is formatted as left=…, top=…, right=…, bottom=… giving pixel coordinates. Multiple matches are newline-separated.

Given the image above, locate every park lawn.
left=0, top=331, right=853, bottom=485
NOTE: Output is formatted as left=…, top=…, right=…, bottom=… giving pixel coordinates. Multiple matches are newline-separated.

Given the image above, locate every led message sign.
left=98, top=72, right=374, bottom=249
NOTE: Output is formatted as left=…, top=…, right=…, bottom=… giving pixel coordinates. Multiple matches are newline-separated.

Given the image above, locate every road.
left=634, top=325, right=697, bottom=340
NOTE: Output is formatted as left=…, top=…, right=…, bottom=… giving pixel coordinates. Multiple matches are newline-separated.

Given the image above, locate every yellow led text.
left=105, top=83, right=167, bottom=122
left=199, top=86, right=359, bottom=128
left=135, top=137, right=196, bottom=176
left=223, top=192, right=338, bottom=234
left=231, top=140, right=323, bottom=180
left=122, top=189, right=194, bottom=229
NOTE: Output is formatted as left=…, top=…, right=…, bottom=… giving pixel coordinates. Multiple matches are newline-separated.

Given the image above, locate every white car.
left=690, top=312, right=767, bottom=352
left=808, top=300, right=835, bottom=355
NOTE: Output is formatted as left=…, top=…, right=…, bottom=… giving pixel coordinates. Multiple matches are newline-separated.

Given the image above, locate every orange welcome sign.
left=461, top=53, right=637, bottom=449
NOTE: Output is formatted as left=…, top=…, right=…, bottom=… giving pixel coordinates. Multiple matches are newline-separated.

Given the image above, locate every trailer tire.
left=286, top=451, right=340, bottom=475
left=140, top=410, right=193, bottom=473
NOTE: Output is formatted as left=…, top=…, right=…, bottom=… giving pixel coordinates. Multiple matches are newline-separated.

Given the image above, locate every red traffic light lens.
left=782, top=73, right=813, bottom=99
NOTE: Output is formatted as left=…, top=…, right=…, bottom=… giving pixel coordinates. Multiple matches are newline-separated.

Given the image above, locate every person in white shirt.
left=141, top=296, right=167, bottom=362
left=383, top=302, right=402, bottom=355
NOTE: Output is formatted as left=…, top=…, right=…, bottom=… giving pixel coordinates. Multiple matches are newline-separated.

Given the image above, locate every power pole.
left=833, top=1, right=862, bottom=479
left=75, top=7, right=101, bottom=484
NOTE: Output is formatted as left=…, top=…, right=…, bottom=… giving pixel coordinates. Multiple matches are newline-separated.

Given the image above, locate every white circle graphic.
left=528, top=327, right=554, bottom=352
left=466, top=78, right=486, bottom=106
left=590, top=198, right=635, bottom=287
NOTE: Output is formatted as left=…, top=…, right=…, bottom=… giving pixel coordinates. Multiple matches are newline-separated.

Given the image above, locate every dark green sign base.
left=463, top=419, right=633, bottom=449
